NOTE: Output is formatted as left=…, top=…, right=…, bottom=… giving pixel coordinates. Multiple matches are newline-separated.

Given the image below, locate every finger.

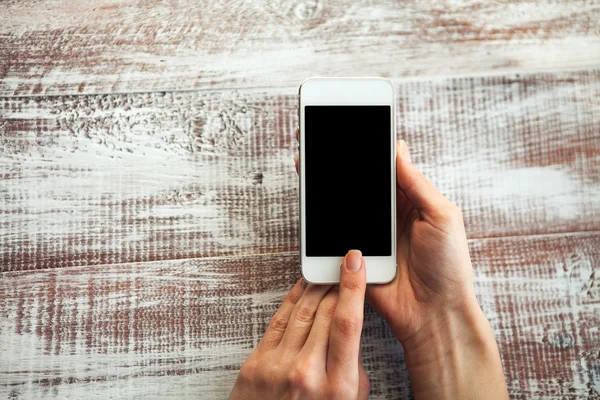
left=279, top=283, right=332, bottom=352
left=294, top=155, right=299, bottom=174
left=358, top=360, right=371, bottom=400
left=301, top=289, right=339, bottom=360
left=259, top=278, right=306, bottom=350
left=328, top=250, right=366, bottom=380
left=396, top=140, right=446, bottom=212
left=295, top=126, right=299, bottom=142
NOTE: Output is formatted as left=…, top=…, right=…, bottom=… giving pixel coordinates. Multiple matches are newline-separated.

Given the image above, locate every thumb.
left=396, top=140, right=447, bottom=212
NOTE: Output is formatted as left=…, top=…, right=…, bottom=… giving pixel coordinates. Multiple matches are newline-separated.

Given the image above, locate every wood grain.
left=2, top=69, right=599, bottom=272
left=2, top=0, right=599, bottom=398
left=1, top=0, right=599, bottom=96
left=1, top=232, right=598, bottom=398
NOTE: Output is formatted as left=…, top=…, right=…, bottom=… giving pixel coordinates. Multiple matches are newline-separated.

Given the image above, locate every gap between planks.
left=3, top=230, right=598, bottom=276
left=1, top=65, right=598, bottom=100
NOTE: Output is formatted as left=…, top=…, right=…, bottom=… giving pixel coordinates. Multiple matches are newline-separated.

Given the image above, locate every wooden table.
left=1, top=1, right=599, bottom=398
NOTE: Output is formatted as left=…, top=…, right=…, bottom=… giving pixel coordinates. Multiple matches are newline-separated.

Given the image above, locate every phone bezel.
left=298, top=77, right=397, bottom=284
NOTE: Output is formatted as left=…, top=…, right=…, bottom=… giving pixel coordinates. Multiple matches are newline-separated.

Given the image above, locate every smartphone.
left=298, top=78, right=397, bottom=284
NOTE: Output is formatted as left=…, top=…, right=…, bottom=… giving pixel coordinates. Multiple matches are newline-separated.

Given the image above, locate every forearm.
left=402, top=299, right=508, bottom=400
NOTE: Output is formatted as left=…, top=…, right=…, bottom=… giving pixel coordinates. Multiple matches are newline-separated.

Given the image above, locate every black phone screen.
left=304, top=105, right=392, bottom=257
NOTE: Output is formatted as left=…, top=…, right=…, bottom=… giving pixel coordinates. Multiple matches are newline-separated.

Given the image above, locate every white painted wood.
left=1, top=0, right=599, bottom=95
left=2, top=2, right=600, bottom=394
left=0, top=232, right=598, bottom=398
left=2, top=70, right=599, bottom=271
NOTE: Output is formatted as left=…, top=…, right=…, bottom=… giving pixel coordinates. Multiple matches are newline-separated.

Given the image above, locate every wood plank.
left=1, top=232, right=599, bottom=398
left=1, top=0, right=599, bottom=96
left=2, top=69, right=599, bottom=272
left=0, top=90, right=300, bottom=271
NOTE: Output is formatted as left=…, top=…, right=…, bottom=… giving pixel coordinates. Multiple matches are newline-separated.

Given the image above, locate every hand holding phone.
left=232, top=120, right=509, bottom=399
left=365, top=141, right=509, bottom=399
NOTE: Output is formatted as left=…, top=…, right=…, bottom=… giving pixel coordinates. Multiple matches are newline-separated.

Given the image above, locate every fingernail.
left=294, top=155, right=299, bottom=163
left=301, top=278, right=308, bottom=289
left=399, top=140, right=411, bottom=163
left=345, top=250, right=363, bottom=272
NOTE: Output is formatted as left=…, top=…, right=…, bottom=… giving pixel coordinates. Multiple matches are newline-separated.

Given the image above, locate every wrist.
left=402, top=298, right=508, bottom=399
left=402, top=297, right=492, bottom=366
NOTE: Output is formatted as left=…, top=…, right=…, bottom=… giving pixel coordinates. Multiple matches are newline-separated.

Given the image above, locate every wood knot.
left=566, top=252, right=594, bottom=296
left=294, top=1, right=318, bottom=20
left=252, top=172, right=264, bottom=185
left=546, top=328, right=574, bottom=350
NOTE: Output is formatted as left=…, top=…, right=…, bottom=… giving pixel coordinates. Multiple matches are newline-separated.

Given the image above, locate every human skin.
left=232, top=134, right=508, bottom=399
left=229, top=250, right=371, bottom=400
left=365, top=140, right=509, bottom=399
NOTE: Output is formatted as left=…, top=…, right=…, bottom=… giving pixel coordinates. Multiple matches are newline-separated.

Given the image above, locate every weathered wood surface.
left=1, top=0, right=600, bottom=96
left=1, top=232, right=599, bottom=398
left=2, top=0, right=600, bottom=396
left=2, top=70, right=599, bottom=272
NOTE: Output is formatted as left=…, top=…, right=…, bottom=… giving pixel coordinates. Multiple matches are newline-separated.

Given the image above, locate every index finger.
left=327, top=250, right=366, bottom=381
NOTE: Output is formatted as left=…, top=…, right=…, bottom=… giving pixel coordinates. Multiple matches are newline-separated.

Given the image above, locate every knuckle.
left=438, top=202, right=462, bottom=224
left=334, top=312, right=362, bottom=337
left=319, top=293, right=338, bottom=319
left=268, top=314, right=288, bottom=333
left=253, top=355, right=279, bottom=386
left=340, top=276, right=363, bottom=292
left=285, top=288, right=303, bottom=306
left=238, top=359, right=257, bottom=383
left=295, top=304, right=316, bottom=324
left=455, top=207, right=464, bottom=223
left=449, top=202, right=463, bottom=219
left=287, top=365, right=314, bottom=392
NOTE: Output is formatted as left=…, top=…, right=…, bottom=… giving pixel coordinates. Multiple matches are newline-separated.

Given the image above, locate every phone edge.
left=298, top=78, right=397, bottom=285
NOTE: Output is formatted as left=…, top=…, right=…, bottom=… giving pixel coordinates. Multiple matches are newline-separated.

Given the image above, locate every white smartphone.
left=298, top=77, right=397, bottom=284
